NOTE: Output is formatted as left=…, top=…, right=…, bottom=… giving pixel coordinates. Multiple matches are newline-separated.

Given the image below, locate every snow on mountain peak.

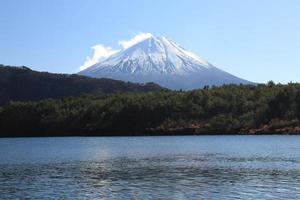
left=81, top=34, right=212, bottom=75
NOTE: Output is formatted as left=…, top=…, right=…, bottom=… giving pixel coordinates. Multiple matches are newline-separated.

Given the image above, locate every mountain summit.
left=79, top=35, right=251, bottom=89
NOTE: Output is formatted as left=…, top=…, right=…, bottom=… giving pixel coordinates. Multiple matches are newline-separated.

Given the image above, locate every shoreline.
left=1, top=131, right=300, bottom=138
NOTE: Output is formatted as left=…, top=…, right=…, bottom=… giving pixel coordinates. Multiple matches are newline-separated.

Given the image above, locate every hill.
left=0, top=65, right=164, bottom=106
left=1, top=83, right=300, bottom=137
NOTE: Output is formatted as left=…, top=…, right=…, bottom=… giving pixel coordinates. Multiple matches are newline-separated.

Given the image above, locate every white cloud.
left=79, top=45, right=118, bottom=71
left=118, top=32, right=152, bottom=50
left=79, top=32, right=153, bottom=71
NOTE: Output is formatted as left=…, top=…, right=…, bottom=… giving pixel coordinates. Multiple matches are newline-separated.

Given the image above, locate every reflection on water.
left=1, top=136, right=300, bottom=199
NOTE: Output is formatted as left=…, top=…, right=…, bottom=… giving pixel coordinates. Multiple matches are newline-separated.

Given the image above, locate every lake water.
left=0, top=136, right=300, bottom=199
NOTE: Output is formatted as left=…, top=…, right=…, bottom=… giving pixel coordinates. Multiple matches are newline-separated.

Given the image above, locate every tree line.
left=1, top=82, right=300, bottom=137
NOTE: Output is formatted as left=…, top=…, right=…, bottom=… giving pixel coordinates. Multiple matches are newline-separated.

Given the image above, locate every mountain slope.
left=79, top=35, right=252, bottom=90
left=0, top=65, right=164, bottom=106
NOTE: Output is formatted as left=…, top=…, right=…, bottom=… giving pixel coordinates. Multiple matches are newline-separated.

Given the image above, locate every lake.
left=0, top=136, right=300, bottom=199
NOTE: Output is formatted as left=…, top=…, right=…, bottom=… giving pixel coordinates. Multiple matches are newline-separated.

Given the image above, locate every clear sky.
left=1, top=0, right=300, bottom=83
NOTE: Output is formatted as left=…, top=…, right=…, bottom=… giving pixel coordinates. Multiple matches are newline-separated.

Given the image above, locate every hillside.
left=1, top=83, right=300, bottom=137
left=0, top=65, right=164, bottom=106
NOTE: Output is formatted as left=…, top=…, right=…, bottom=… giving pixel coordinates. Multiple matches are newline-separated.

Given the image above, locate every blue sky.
left=1, top=0, right=300, bottom=83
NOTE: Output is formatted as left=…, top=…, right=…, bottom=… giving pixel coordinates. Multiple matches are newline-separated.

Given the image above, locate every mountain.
left=0, top=65, right=164, bottom=106
left=79, top=35, right=252, bottom=90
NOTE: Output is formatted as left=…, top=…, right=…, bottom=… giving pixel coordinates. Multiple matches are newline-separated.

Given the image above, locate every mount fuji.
left=79, top=35, right=252, bottom=90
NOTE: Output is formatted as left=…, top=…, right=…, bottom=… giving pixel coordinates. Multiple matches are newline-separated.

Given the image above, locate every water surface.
left=0, top=136, right=300, bottom=199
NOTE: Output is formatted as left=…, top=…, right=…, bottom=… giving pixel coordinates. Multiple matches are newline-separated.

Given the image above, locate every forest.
left=1, top=80, right=300, bottom=137
left=0, top=65, right=163, bottom=106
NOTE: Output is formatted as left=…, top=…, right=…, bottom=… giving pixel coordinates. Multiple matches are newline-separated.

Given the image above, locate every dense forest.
left=1, top=81, right=300, bottom=137
left=0, top=65, right=163, bottom=106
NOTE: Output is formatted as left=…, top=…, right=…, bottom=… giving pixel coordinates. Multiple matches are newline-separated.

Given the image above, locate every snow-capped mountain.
left=79, top=35, right=251, bottom=90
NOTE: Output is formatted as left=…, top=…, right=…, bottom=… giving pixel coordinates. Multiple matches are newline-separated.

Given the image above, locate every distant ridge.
left=0, top=65, right=164, bottom=106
